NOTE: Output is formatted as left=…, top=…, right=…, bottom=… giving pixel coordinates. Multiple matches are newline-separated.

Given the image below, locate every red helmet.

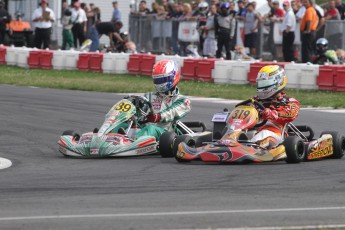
left=152, top=60, right=180, bottom=94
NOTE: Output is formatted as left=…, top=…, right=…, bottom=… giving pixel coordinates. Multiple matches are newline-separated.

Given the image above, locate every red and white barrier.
left=102, top=52, right=130, bottom=74
left=285, top=63, right=319, bottom=90
left=2, top=46, right=345, bottom=92
left=0, top=45, right=7, bottom=64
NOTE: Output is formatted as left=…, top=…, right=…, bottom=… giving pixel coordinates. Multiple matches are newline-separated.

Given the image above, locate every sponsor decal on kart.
left=211, top=112, right=229, bottom=122
left=136, top=145, right=156, bottom=155
left=90, top=149, right=99, bottom=155
left=105, top=135, right=123, bottom=144
left=308, top=136, right=333, bottom=160
left=79, top=135, right=92, bottom=144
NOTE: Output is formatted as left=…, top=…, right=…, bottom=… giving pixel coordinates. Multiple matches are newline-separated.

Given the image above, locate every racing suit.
left=135, top=88, right=191, bottom=141
left=312, top=49, right=339, bottom=65
left=214, top=11, right=236, bottom=60
left=251, top=92, right=300, bottom=148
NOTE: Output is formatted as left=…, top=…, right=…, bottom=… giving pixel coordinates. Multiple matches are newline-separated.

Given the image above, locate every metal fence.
left=129, top=14, right=173, bottom=54
left=324, top=20, right=345, bottom=51
left=128, top=15, right=345, bottom=60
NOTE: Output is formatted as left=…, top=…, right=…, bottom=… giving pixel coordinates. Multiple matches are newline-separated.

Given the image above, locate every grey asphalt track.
left=0, top=85, right=345, bottom=230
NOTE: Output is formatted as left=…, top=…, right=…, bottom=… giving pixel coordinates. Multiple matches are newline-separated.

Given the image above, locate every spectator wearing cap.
left=236, top=0, right=247, bottom=46
left=280, top=0, right=296, bottom=61
left=32, top=0, right=56, bottom=49
left=71, top=1, right=87, bottom=48
left=244, top=2, right=261, bottom=57
left=300, top=0, right=318, bottom=63
left=0, top=0, right=11, bottom=45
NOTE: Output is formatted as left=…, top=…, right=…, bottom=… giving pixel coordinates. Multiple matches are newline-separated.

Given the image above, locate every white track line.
left=171, top=224, right=345, bottom=230
left=314, top=109, right=345, bottom=113
left=0, top=157, right=12, bottom=170
left=1, top=206, right=345, bottom=221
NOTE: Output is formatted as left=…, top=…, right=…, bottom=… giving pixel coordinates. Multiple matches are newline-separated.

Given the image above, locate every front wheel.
left=173, top=135, right=195, bottom=163
left=284, top=136, right=305, bottom=163
left=320, top=131, right=345, bottom=159
left=159, top=131, right=177, bottom=158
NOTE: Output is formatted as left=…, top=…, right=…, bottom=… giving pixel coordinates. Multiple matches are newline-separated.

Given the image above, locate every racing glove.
left=260, top=108, right=278, bottom=121
left=146, top=113, right=161, bottom=123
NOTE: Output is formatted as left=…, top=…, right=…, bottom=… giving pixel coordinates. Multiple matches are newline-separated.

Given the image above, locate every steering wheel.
left=235, top=98, right=267, bottom=128
left=124, top=95, right=154, bottom=123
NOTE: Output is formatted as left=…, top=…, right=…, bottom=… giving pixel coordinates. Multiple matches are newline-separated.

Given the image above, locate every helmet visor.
left=153, top=74, right=174, bottom=85
left=257, top=78, right=276, bottom=89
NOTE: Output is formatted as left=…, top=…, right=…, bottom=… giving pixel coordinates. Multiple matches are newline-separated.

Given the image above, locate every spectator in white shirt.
left=295, top=5, right=305, bottom=21
left=32, top=0, right=55, bottom=49
left=281, top=0, right=296, bottom=61
left=71, top=1, right=87, bottom=48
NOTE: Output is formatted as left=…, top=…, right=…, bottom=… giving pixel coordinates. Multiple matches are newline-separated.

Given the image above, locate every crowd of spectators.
left=59, top=0, right=126, bottom=51
left=0, top=0, right=125, bottom=52
left=130, top=0, right=345, bottom=62
left=1, top=0, right=345, bottom=63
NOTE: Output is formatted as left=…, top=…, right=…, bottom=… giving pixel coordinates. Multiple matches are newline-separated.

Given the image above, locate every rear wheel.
left=284, top=136, right=305, bottom=163
left=173, top=135, right=195, bottom=163
left=320, top=131, right=345, bottom=159
left=62, top=130, right=80, bottom=141
left=159, top=131, right=177, bottom=158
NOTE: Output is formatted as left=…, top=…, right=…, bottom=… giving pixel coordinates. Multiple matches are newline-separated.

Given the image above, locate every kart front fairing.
left=176, top=103, right=288, bottom=163
left=58, top=98, right=158, bottom=157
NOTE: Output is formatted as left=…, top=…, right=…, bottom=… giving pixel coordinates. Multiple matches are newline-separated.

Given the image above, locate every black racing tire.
left=173, top=135, right=195, bottom=163
left=320, top=131, right=345, bottom=159
left=62, top=130, right=80, bottom=141
left=159, top=131, right=177, bottom=158
left=284, top=136, right=305, bottom=163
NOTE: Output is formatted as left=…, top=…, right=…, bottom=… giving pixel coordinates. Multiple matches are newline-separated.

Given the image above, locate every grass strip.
left=0, top=65, right=344, bottom=108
